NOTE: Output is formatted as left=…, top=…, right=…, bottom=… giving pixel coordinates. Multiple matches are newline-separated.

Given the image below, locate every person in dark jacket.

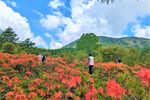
left=117, top=58, right=123, bottom=65
left=42, top=54, right=46, bottom=62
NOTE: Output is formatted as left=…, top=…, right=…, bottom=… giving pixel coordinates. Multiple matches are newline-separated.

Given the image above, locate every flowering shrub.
left=138, top=68, right=150, bottom=86
left=0, top=52, right=149, bottom=100
left=105, top=79, right=125, bottom=99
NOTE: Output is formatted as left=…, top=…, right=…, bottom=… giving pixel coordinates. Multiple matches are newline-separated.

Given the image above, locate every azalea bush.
left=0, top=52, right=150, bottom=100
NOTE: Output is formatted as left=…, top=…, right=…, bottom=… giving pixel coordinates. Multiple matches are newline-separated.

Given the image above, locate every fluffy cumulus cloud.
left=32, top=36, right=47, bottom=47
left=41, top=0, right=150, bottom=49
left=48, top=0, right=65, bottom=9
left=50, top=40, right=63, bottom=49
left=45, top=32, right=52, bottom=38
left=132, top=25, right=150, bottom=39
left=0, top=1, right=47, bottom=47
left=40, top=15, right=62, bottom=30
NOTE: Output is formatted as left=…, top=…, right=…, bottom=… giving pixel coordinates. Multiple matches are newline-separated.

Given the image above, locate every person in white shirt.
left=39, top=54, right=42, bottom=61
left=88, top=53, right=94, bottom=74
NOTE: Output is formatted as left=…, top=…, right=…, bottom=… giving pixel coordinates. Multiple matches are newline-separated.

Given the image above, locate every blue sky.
left=0, top=0, right=150, bottom=49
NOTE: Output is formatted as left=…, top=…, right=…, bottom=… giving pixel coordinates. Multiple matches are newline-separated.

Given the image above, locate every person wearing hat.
left=117, top=58, right=123, bottom=64
left=88, top=53, right=94, bottom=74
left=42, top=54, right=46, bottom=63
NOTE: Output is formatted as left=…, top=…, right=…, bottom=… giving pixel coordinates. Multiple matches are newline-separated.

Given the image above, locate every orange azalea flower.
left=127, top=89, right=131, bottom=95
left=84, top=72, right=88, bottom=76
left=101, top=73, right=104, bottom=76
left=105, top=79, right=125, bottom=99
left=66, top=91, right=73, bottom=97
left=12, top=77, right=19, bottom=83
left=28, top=92, right=37, bottom=99
left=31, top=64, right=36, bottom=67
left=25, top=67, right=29, bottom=70
left=77, top=70, right=81, bottom=75
left=16, top=70, right=19, bottom=72
left=115, top=74, right=119, bottom=77
left=2, top=63, right=9, bottom=68
left=50, top=86, right=54, bottom=90
left=24, top=76, right=29, bottom=79
left=29, top=87, right=34, bottom=91
left=38, top=89, right=46, bottom=96
left=75, top=76, right=82, bottom=85
left=98, top=87, right=103, bottom=95
left=63, top=84, right=66, bottom=88
left=10, top=69, right=16, bottom=73
left=91, top=86, right=98, bottom=97
left=15, top=89, right=24, bottom=96
left=13, top=84, right=18, bottom=89
left=6, top=80, right=12, bottom=86
left=54, top=91, right=62, bottom=100
left=92, top=98, right=98, bottom=100
left=44, top=82, right=49, bottom=87
left=0, top=86, right=2, bottom=90
left=28, top=84, right=31, bottom=87
left=0, top=71, right=4, bottom=75
left=138, top=68, right=150, bottom=85
left=113, top=70, right=117, bottom=73
left=57, top=85, right=60, bottom=88
left=62, top=79, right=67, bottom=84
left=69, top=63, right=76, bottom=67
left=18, top=81, right=22, bottom=84
left=85, top=91, right=92, bottom=100
left=6, top=91, right=14, bottom=100
left=14, top=94, right=27, bottom=100
left=2, top=75, right=9, bottom=82
left=88, top=78, right=94, bottom=83
left=26, top=71, right=31, bottom=75
left=75, top=96, right=80, bottom=100
left=68, top=78, right=76, bottom=89
left=132, top=70, right=138, bottom=74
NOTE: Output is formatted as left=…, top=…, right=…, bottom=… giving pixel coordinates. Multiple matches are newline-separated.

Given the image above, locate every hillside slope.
left=63, top=36, right=150, bottom=49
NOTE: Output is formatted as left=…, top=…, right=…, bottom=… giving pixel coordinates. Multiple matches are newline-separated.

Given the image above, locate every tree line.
left=0, top=27, right=149, bottom=67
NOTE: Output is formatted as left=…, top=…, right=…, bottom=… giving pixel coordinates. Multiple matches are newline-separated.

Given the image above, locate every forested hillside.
left=63, top=36, right=150, bottom=49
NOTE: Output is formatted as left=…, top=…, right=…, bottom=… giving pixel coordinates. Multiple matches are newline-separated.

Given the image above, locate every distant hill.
left=63, top=36, right=150, bottom=49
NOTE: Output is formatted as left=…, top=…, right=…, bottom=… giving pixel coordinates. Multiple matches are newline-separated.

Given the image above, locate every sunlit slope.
left=63, top=36, right=150, bottom=49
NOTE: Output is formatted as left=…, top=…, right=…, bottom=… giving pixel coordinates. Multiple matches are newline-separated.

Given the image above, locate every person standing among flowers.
left=117, top=58, right=123, bottom=65
left=88, top=53, right=94, bottom=74
left=39, top=54, right=42, bottom=62
left=42, top=54, right=46, bottom=63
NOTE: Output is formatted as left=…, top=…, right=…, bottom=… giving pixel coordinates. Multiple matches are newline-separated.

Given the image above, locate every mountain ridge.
left=63, top=36, right=150, bottom=49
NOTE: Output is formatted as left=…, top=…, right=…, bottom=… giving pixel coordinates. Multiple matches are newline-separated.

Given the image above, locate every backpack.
left=42, top=55, right=46, bottom=62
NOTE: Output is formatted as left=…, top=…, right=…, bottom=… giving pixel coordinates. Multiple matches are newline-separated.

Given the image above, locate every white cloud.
left=40, top=15, right=61, bottom=29
left=52, top=11, right=62, bottom=16
left=6, top=0, right=17, bottom=7
left=32, top=36, right=47, bottom=47
left=50, top=40, right=63, bottom=49
left=41, top=0, right=150, bottom=48
left=0, top=1, right=47, bottom=47
left=32, top=10, right=44, bottom=17
left=48, top=0, right=64, bottom=9
left=132, top=25, right=150, bottom=39
left=45, top=32, right=52, bottom=38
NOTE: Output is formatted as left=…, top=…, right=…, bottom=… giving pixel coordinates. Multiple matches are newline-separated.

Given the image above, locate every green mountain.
left=63, top=36, right=150, bottom=49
